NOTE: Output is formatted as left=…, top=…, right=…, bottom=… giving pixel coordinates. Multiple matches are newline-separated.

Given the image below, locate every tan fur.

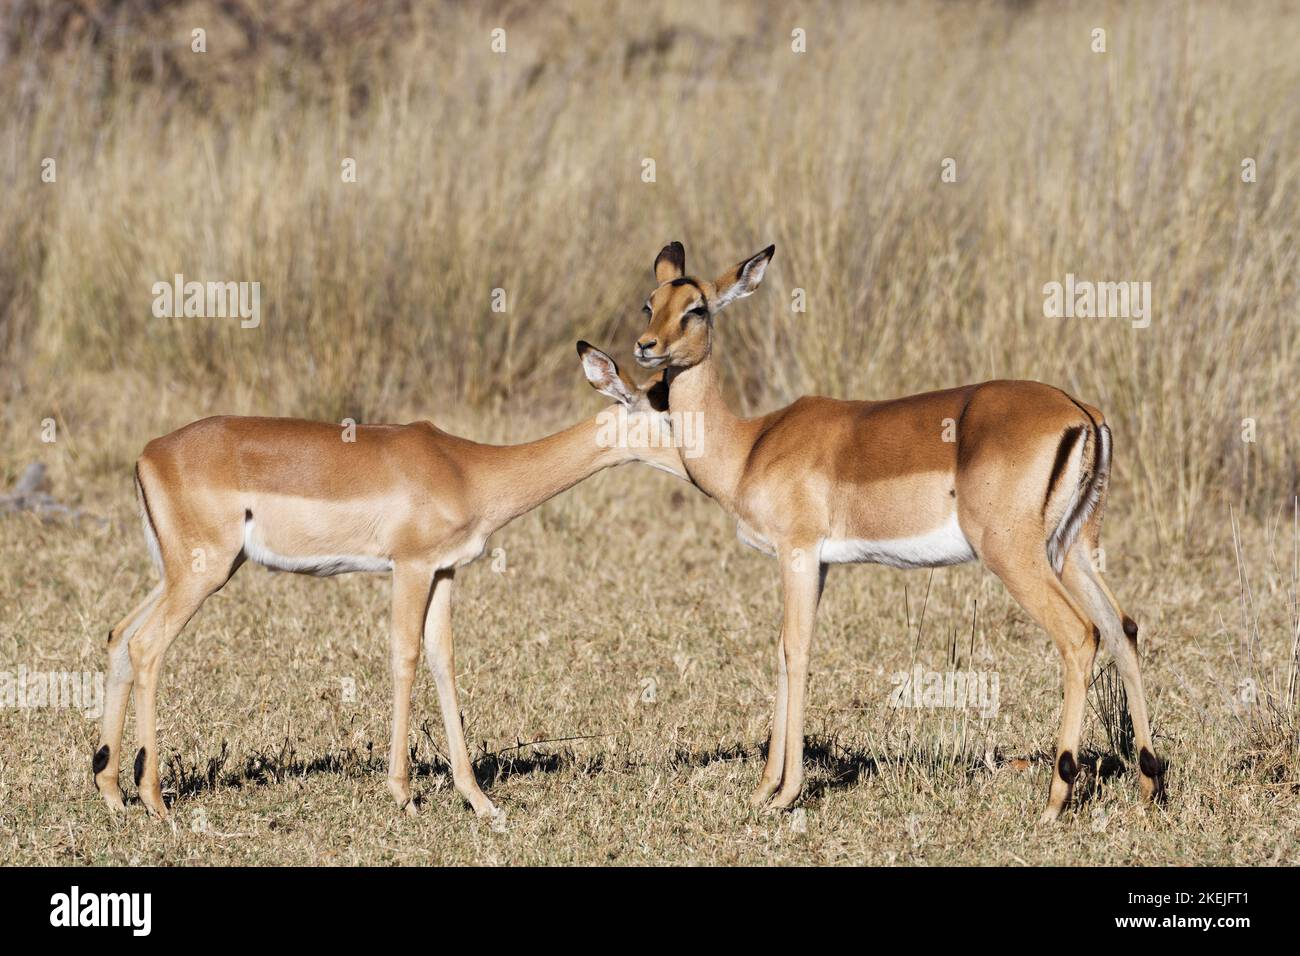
left=633, top=241, right=1162, bottom=820
left=95, top=346, right=683, bottom=820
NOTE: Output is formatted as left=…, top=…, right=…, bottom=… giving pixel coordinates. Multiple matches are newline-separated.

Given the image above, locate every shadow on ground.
left=152, top=731, right=1142, bottom=811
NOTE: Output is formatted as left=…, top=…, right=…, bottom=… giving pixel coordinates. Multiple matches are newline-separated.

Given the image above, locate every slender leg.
left=387, top=562, right=430, bottom=815
left=423, top=569, right=497, bottom=818
left=95, top=584, right=163, bottom=809
left=768, top=552, right=826, bottom=810
left=1061, top=547, right=1164, bottom=804
left=988, top=555, right=1098, bottom=822
left=109, top=583, right=165, bottom=644
left=129, top=578, right=223, bottom=818
left=750, top=623, right=789, bottom=806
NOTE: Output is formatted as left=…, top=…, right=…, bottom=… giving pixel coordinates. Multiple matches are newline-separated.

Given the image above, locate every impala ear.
left=654, top=241, right=686, bottom=283
left=712, top=244, right=774, bottom=312
left=577, top=341, right=637, bottom=406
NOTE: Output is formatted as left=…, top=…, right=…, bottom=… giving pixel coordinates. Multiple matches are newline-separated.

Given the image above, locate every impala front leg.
left=769, top=548, right=825, bottom=811
left=750, top=624, right=789, bottom=806
left=423, top=568, right=498, bottom=818
left=387, top=563, right=431, bottom=815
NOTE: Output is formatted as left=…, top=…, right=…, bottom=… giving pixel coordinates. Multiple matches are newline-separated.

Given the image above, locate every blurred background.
left=0, top=0, right=1296, bottom=541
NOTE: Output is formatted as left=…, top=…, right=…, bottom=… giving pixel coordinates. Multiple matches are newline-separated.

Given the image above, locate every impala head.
left=633, top=241, right=775, bottom=370
left=578, top=340, right=687, bottom=476
left=577, top=340, right=669, bottom=414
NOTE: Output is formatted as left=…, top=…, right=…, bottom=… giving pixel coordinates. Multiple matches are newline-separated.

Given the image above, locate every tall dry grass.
left=1, top=0, right=1297, bottom=543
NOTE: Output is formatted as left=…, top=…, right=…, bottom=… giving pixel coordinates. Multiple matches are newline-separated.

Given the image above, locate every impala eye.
left=642, top=304, right=652, bottom=317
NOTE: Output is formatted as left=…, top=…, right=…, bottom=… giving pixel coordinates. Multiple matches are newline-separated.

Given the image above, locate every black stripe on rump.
left=1043, top=426, right=1086, bottom=517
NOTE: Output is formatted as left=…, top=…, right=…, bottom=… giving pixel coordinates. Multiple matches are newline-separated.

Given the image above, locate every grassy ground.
left=0, top=0, right=1297, bottom=864
left=0, top=448, right=1296, bottom=865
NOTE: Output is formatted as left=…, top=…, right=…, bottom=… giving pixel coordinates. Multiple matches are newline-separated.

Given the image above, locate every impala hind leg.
left=129, top=564, right=235, bottom=818
left=987, top=555, right=1099, bottom=822
left=1061, top=546, right=1164, bottom=805
left=387, top=563, right=431, bottom=815
left=423, top=568, right=497, bottom=818
left=95, top=583, right=163, bottom=809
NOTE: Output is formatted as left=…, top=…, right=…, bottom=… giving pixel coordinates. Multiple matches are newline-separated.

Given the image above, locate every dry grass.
left=0, top=0, right=1297, bottom=864
left=2, top=473, right=1297, bottom=865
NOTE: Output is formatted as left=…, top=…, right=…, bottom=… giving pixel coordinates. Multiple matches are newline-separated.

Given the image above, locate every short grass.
left=0, top=452, right=1296, bottom=865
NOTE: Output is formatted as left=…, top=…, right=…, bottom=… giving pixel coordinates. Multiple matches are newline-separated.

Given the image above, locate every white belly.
left=242, top=519, right=393, bottom=576
left=818, top=513, right=975, bottom=569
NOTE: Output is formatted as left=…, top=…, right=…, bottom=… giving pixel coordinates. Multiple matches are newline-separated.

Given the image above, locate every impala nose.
left=636, top=337, right=658, bottom=353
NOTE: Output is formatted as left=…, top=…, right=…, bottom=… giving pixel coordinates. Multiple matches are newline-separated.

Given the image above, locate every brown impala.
left=632, top=240, right=1163, bottom=821
left=96, top=345, right=682, bottom=821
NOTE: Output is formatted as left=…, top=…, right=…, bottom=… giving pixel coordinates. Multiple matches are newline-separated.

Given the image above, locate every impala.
left=95, top=344, right=681, bottom=820
left=632, top=241, right=1163, bottom=821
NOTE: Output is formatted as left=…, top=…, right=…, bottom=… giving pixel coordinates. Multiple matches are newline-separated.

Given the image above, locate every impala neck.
left=473, top=413, right=626, bottom=531
left=666, top=352, right=755, bottom=512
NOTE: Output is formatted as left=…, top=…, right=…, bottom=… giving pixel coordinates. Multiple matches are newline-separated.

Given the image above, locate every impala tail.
left=135, top=462, right=165, bottom=580
left=1045, top=418, right=1111, bottom=575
